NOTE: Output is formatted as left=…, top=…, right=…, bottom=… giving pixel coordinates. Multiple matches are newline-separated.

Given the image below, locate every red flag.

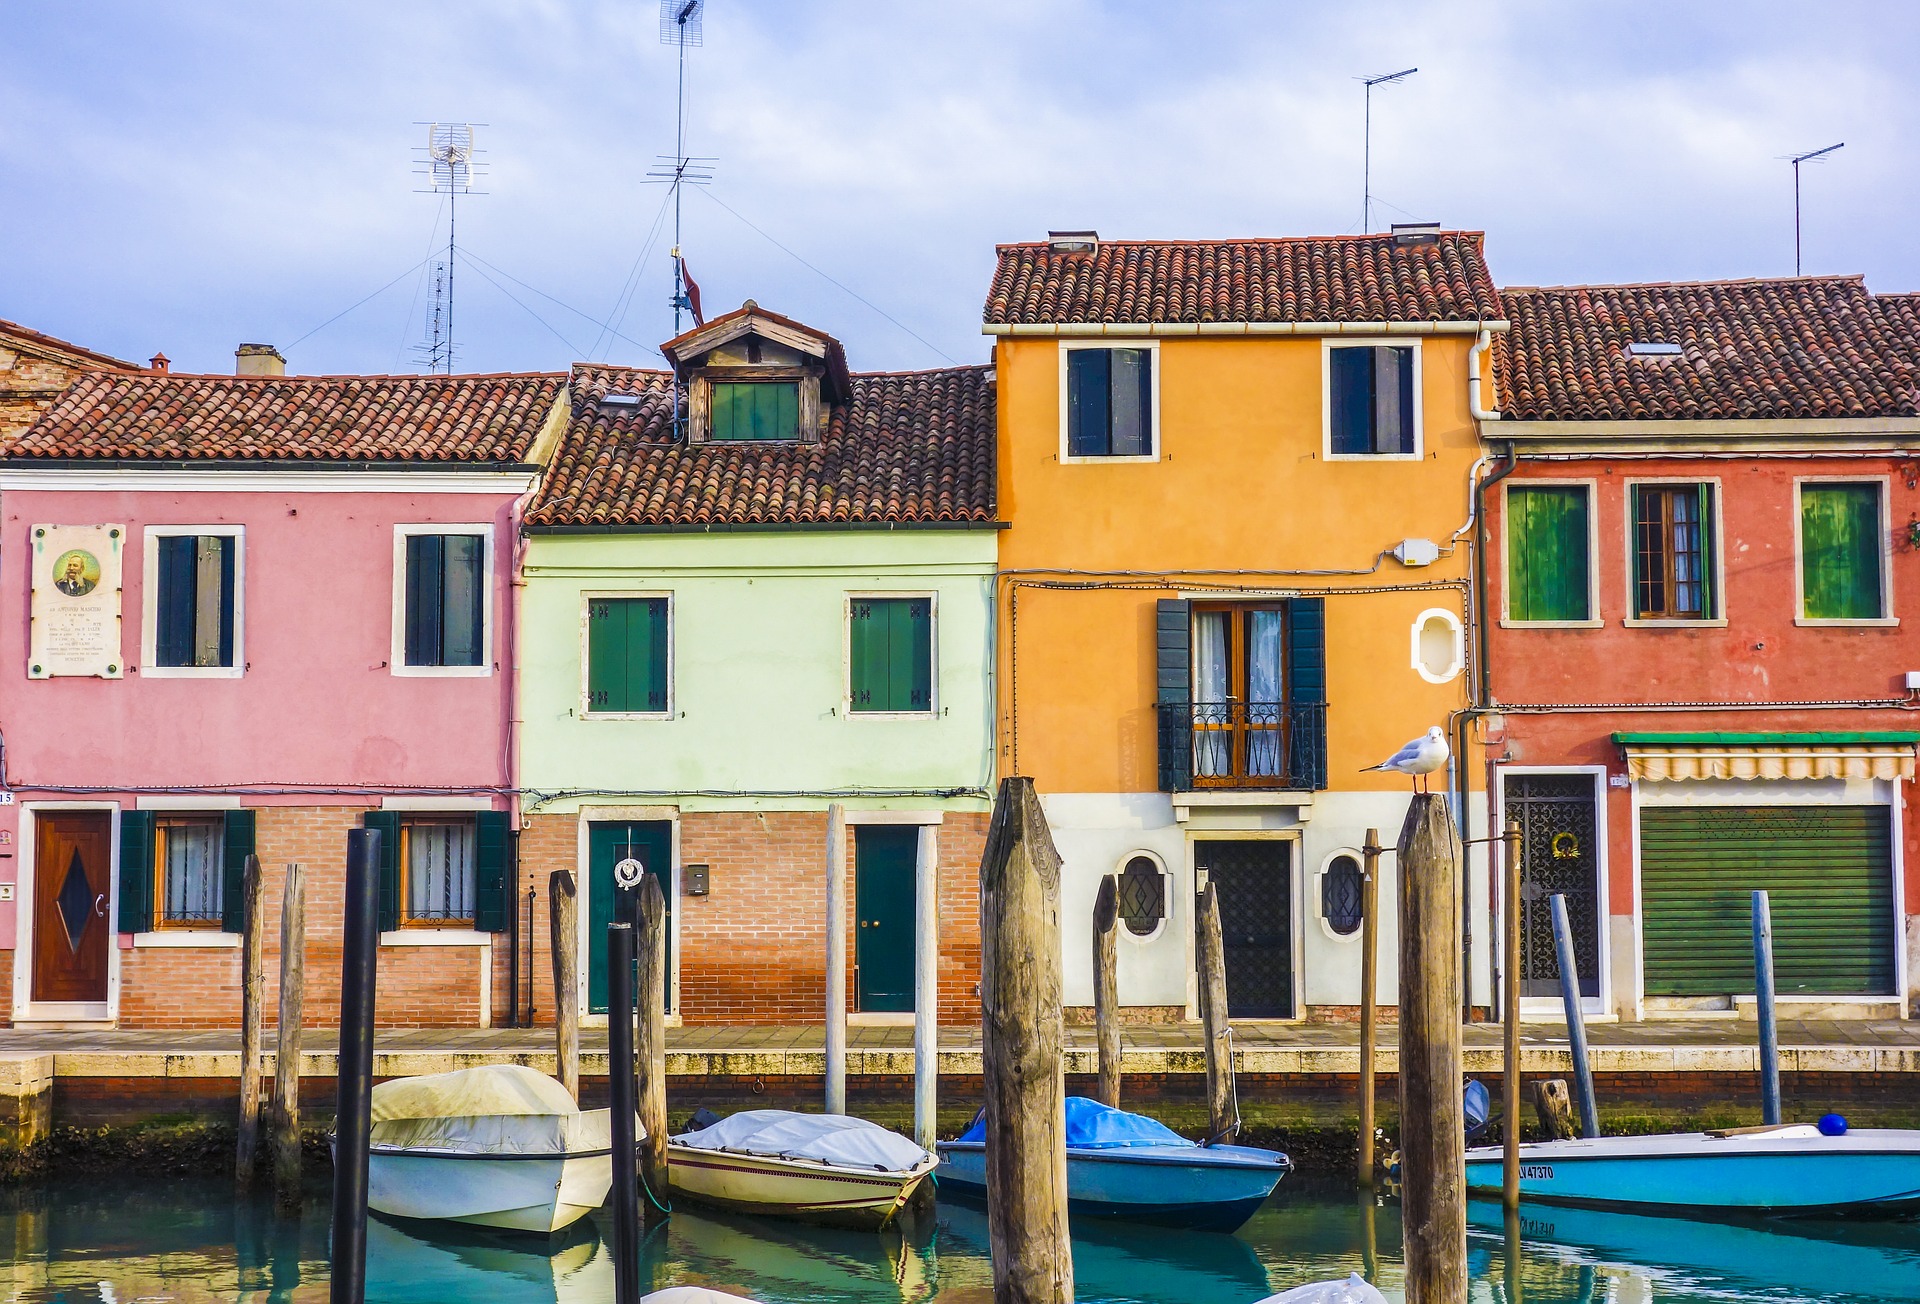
left=679, top=256, right=704, bottom=326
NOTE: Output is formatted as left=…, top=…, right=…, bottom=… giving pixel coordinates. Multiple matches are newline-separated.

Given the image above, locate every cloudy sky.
left=4, top=1, right=1915, bottom=377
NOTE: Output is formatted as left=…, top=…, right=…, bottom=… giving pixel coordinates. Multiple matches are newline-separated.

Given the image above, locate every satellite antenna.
left=413, top=122, right=488, bottom=373
left=652, top=0, right=708, bottom=436
left=1786, top=142, right=1843, bottom=276
left=1359, top=68, right=1417, bottom=233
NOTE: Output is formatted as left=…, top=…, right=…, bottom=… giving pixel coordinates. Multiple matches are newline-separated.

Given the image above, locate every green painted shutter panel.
left=362, top=811, right=402, bottom=933
left=848, top=600, right=882, bottom=711
left=219, top=809, right=257, bottom=933
left=1155, top=599, right=1191, bottom=792
left=1802, top=484, right=1882, bottom=619
left=1508, top=486, right=1591, bottom=622
left=154, top=535, right=195, bottom=667
left=405, top=535, right=441, bottom=666
left=586, top=599, right=622, bottom=711
left=117, top=810, right=155, bottom=934
left=588, top=598, right=666, bottom=713
left=473, top=810, right=511, bottom=933
left=643, top=600, right=669, bottom=710
left=1641, top=805, right=1894, bottom=996
left=1110, top=348, right=1151, bottom=456
left=889, top=599, right=932, bottom=711
left=711, top=382, right=799, bottom=440
left=442, top=534, right=484, bottom=667
left=217, top=535, right=237, bottom=667
left=1285, top=598, right=1328, bottom=789
left=1067, top=349, right=1110, bottom=456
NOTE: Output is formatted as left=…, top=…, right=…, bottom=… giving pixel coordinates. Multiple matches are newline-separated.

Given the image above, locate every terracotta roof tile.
left=8, top=371, right=567, bottom=462
left=1494, top=278, right=1920, bottom=421
left=0, top=317, right=138, bottom=370
left=526, top=362, right=996, bottom=528
left=984, top=232, right=1502, bottom=325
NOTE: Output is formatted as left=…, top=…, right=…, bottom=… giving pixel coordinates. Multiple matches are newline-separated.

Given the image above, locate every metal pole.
left=1362, top=83, right=1371, bottom=233
left=1549, top=893, right=1599, bottom=1140
left=607, top=920, right=641, bottom=1304
left=329, top=829, right=381, bottom=1304
left=1502, top=817, right=1523, bottom=1210
left=912, top=824, right=939, bottom=1150
left=825, top=803, right=847, bottom=1115
left=1794, top=159, right=1802, bottom=277
left=1754, top=889, right=1782, bottom=1126
left=1356, top=828, right=1381, bottom=1188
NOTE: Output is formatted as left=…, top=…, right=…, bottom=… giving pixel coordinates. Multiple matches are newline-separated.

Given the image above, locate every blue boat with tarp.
left=934, top=1096, right=1290, bottom=1232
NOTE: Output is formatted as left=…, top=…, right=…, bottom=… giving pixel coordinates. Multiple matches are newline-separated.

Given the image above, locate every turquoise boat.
left=1463, top=1124, right=1920, bottom=1215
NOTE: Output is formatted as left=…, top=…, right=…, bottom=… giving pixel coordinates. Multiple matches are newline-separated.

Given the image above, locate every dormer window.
left=662, top=301, right=851, bottom=446
left=711, top=380, right=800, bottom=441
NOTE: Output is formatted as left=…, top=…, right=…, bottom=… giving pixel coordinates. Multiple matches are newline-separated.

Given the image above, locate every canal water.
left=5, top=1176, right=1919, bottom=1302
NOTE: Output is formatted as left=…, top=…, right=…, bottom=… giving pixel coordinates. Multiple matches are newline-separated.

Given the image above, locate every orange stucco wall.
left=995, top=332, right=1486, bottom=794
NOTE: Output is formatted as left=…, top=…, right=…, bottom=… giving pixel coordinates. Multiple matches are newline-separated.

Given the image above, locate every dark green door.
left=1641, top=805, right=1894, bottom=996
left=588, top=821, right=673, bottom=1016
left=854, top=825, right=918, bottom=1013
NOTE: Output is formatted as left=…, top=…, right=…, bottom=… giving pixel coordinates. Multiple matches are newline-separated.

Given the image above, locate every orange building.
left=988, top=228, right=1505, bottom=1020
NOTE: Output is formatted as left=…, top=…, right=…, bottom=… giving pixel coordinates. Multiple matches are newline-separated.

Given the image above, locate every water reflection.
left=4, top=1176, right=1920, bottom=1303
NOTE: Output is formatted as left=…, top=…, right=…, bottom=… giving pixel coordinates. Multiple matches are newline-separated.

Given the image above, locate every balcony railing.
left=1156, top=700, right=1328, bottom=793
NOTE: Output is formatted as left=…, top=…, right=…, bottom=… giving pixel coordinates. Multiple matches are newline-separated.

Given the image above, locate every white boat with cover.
left=666, top=1109, right=937, bottom=1230
left=361, top=1064, right=633, bottom=1233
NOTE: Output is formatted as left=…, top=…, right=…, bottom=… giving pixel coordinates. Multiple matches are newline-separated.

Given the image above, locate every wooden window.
left=1329, top=345, right=1414, bottom=455
left=404, top=533, right=485, bottom=667
left=1632, top=484, right=1716, bottom=619
left=155, top=534, right=236, bottom=667
left=1192, top=604, right=1287, bottom=786
left=710, top=381, right=800, bottom=441
left=848, top=597, right=933, bottom=713
left=1801, top=483, right=1885, bottom=619
left=1116, top=855, right=1165, bottom=937
left=587, top=597, right=669, bottom=714
left=1321, top=854, right=1363, bottom=936
left=400, top=817, right=477, bottom=927
left=1506, top=485, right=1592, bottom=622
left=154, top=816, right=225, bottom=929
left=1067, top=347, right=1153, bottom=457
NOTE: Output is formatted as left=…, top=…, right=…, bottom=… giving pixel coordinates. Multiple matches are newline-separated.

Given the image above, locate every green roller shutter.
left=362, top=811, right=402, bottom=933
left=1640, top=805, right=1894, bottom=996
left=1801, top=483, right=1883, bottom=619
left=118, top=810, right=155, bottom=934
left=1507, top=486, right=1591, bottom=622
left=219, top=809, right=257, bottom=933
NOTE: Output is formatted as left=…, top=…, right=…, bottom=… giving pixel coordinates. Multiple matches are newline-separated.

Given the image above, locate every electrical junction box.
left=683, top=863, right=710, bottom=896
left=1393, top=538, right=1441, bottom=567
left=1906, top=671, right=1920, bottom=691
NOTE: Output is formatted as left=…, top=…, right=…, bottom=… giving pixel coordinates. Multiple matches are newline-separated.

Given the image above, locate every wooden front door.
left=587, top=820, right=673, bottom=1016
left=32, top=812, right=113, bottom=1003
left=854, top=825, right=918, bottom=1013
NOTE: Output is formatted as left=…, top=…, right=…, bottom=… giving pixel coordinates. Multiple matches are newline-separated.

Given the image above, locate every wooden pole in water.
left=636, top=873, right=670, bottom=1221
left=1502, top=816, right=1523, bottom=1210
left=1549, top=893, right=1600, bottom=1139
left=330, top=829, right=381, bottom=1304
left=1357, top=828, right=1382, bottom=1189
left=1092, top=873, right=1121, bottom=1109
left=979, top=777, right=1071, bottom=1304
left=1398, top=793, right=1466, bottom=1304
left=913, top=824, right=940, bottom=1150
left=825, top=802, right=848, bottom=1116
left=1753, top=889, right=1782, bottom=1126
left=606, top=919, right=642, bottom=1304
left=1196, top=880, right=1235, bottom=1144
left=236, top=854, right=265, bottom=1187
left=273, top=863, right=306, bottom=1212
left=548, top=870, right=579, bottom=1101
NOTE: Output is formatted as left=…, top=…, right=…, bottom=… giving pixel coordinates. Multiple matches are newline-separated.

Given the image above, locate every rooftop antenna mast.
left=1787, top=142, right=1843, bottom=276
left=1360, top=68, right=1417, bottom=233
left=649, top=0, right=714, bottom=435
left=414, top=123, right=487, bottom=373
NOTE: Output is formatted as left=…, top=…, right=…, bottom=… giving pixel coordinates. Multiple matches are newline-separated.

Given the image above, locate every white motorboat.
left=666, top=1109, right=937, bottom=1230
left=359, top=1064, right=635, bottom=1234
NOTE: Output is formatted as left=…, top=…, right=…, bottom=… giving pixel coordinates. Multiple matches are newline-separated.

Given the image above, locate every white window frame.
left=1793, top=475, right=1897, bottom=627
left=391, top=524, right=495, bottom=677
left=1499, top=478, right=1603, bottom=629
left=1057, top=339, right=1162, bottom=465
left=140, top=525, right=245, bottom=679
left=1112, top=850, right=1171, bottom=945
left=579, top=591, right=675, bottom=720
left=1313, top=848, right=1367, bottom=942
left=843, top=591, right=940, bottom=718
left=1320, top=338, right=1424, bottom=462
left=1410, top=606, right=1464, bottom=683
left=1622, top=476, right=1729, bottom=628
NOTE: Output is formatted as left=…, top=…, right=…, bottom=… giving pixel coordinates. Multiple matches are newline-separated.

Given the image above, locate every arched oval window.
left=1321, top=854, right=1364, bottom=936
left=1116, top=855, right=1166, bottom=937
left=1411, top=607, right=1464, bottom=684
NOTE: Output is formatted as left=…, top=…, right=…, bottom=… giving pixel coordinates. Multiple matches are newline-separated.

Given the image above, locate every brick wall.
left=0, top=950, right=11, bottom=1029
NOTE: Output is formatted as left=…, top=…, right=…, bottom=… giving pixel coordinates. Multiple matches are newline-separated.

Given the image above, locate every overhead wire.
left=285, top=256, right=434, bottom=351
left=395, top=194, right=450, bottom=369
left=462, top=247, right=666, bottom=360
left=458, top=254, right=591, bottom=358
left=597, top=185, right=678, bottom=360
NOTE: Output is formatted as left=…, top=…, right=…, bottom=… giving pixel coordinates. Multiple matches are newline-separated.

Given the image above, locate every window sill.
left=583, top=711, right=675, bottom=721
left=390, top=665, right=493, bottom=678
left=139, top=666, right=245, bottom=679
left=1057, top=452, right=1160, bottom=465
left=1794, top=617, right=1899, bottom=627
left=133, top=931, right=239, bottom=949
left=1622, top=618, right=1729, bottom=629
left=845, top=709, right=938, bottom=720
left=1499, top=618, right=1604, bottom=630
left=380, top=929, right=493, bottom=947
left=1321, top=452, right=1424, bottom=462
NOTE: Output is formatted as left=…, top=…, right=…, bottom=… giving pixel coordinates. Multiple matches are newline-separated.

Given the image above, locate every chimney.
left=235, top=343, right=286, bottom=377
left=1048, top=230, right=1099, bottom=254
left=148, top=352, right=170, bottom=374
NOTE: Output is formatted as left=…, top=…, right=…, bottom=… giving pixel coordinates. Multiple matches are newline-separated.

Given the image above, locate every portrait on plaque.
left=29, top=524, right=125, bottom=679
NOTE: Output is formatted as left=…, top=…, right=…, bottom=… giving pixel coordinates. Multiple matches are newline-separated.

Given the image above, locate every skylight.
left=600, top=393, right=647, bottom=407
left=1625, top=341, right=1683, bottom=358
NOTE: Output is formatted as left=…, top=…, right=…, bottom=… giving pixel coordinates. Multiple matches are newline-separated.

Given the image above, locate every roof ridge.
left=1501, top=275, right=1868, bottom=294
left=993, top=231, right=1484, bottom=251
left=87, top=370, right=569, bottom=383
left=0, top=317, right=138, bottom=369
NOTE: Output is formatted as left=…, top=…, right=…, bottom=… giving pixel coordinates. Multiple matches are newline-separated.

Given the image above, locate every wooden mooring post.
left=331, top=828, right=382, bottom=1304
left=1549, top=893, right=1600, bottom=1139
left=1196, top=881, right=1235, bottom=1144
left=979, top=777, right=1071, bottom=1304
left=1398, top=793, right=1466, bottom=1303
left=236, top=854, right=265, bottom=1186
left=825, top=802, right=848, bottom=1116
left=1501, top=816, right=1522, bottom=1210
left=549, top=870, right=580, bottom=1100
left=273, top=862, right=306, bottom=1212
left=636, top=873, right=670, bottom=1223
left=1357, top=827, right=1382, bottom=1188
left=1092, top=873, right=1120, bottom=1108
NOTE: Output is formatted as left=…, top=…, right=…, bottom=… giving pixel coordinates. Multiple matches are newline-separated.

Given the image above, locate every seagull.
left=1363, top=726, right=1451, bottom=793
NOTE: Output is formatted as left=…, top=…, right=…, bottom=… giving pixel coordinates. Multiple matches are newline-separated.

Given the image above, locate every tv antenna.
left=649, top=0, right=710, bottom=436
left=413, top=122, right=487, bottom=373
left=1786, top=142, right=1843, bottom=276
left=1359, top=67, right=1417, bottom=233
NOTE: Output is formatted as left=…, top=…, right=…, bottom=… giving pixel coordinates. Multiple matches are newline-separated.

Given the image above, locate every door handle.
left=94, top=893, right=107, bottom=919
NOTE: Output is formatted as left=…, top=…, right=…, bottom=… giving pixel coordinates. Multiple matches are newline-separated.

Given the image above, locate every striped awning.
left=1614, top=732, right=1920, bottom=782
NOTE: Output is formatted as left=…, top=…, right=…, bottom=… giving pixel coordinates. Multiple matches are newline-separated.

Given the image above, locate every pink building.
left=0, top=354, right=565, bottom=1028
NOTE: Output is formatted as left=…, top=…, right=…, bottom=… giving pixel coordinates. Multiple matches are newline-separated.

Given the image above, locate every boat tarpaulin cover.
left=368, top=1065, right=622, bottom=1157
left=372, top=1064, right=579, bottom=1123
left=675, top=1109, right=933, bottom=1174
left=956, top=1097, right=1194, bottom=1150
left=371, top=1108, right=615, bottom=1157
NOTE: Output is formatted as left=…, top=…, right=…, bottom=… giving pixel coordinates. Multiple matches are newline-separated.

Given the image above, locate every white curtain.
left=1246, top=610, right=1284, bottom=776
left=1193, top=611, right=1230, bottom=777
left=163, top=822, right=222, bottom=923
left=407, top=822, right=477, bottom=922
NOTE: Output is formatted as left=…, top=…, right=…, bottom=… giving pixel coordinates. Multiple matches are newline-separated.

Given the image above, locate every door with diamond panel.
left=32, top=812, right=112, bottom=1003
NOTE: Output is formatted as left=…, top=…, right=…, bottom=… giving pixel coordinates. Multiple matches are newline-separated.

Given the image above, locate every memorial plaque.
left=28, top=524, right=124, bottom=678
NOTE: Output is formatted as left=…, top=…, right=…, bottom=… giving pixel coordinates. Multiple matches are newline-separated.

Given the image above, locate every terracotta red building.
left=1484, top=277, right=1920, bottom=1022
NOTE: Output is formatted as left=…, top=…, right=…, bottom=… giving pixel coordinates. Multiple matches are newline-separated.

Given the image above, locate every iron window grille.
left=1321, top=854, right=1364, bottom=936
left=1156, top=701, right=1328, bottom=792
left=1116, top=856, right=1166, bottom=937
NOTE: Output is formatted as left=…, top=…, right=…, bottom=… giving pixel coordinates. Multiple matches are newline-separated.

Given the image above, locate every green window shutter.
left=219, top=809, right=257, bottom=933
left=441, top=534, right=485, bottom=668
left=890, top=599, right=932, bottom=711
left=1109, top=348, right=1151, bottom=456
left=473, top=811, right=511, bottom=933
left=849, top=600, right=884, bottom=712
left=1285, top=598, right=1328, bottom=790
left=711, top=382, right=799, bottom=440
left=117, top=810, right=155, bottom=934
left=643, top=599, right=669, bottom=711
left=587, top=597, right=669, bottom=713
left=1154, top=599, right=1192, bottom=794
left=1802, top=484, right=1883, bottom=619
left=404, top=534, right=441, bottom=666
left=1507, top=486, right=1591, bottom=622
left=155, top=535, right=195, bottom=667
left=586, top=599, right=622, bottom=711
left=1067, top=349, right=1111, bottom=456
left=1697, top=483, right=1717, bottom=619
left=362, top=811, right=402, bottom=932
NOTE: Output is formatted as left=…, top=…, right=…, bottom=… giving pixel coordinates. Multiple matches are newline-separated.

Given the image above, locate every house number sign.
left=28, top=524, right=124, bottom=679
